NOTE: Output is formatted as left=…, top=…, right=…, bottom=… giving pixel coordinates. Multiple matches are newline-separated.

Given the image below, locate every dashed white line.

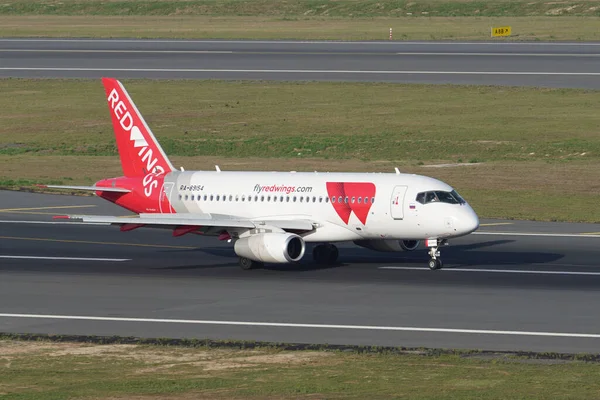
left=379, top=266, right=600, bottom=276
left=474, top=231, right=600, bottom=238
left=0, top=255, right=130, bottom=262
left=0, top=313, right=599, bottom=338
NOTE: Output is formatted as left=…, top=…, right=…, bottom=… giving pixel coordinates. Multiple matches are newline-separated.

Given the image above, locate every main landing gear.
left=426, top=238, right=448, bottom=270
left=239, top=257, right=264, bottom=270
left=313, top=244, right=339, bottom=265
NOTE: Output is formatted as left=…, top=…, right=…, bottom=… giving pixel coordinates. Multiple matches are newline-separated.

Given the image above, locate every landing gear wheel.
left=239, top=257, right=263, bottom=270
left=428, top=258, right=443, bottom=270
left=313, top=244, right=339, bottom=265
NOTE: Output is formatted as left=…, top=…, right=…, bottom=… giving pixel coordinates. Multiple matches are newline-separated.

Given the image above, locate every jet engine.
left=354, top=239, right=420, bottom=252
left=234, top=233, right=306, bottom=263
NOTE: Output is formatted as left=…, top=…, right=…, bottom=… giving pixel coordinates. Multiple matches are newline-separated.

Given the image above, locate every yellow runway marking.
left=0, top=236, right=196, bottom=250
left=479, top=222, right=514, bottom=227
left=0, top=205, right=96, bottom=212
left=580, top=232, right=600, bottom=235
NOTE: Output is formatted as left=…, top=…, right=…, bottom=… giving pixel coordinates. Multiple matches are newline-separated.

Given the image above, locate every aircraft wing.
left=55, top=213, right=316, bottom=232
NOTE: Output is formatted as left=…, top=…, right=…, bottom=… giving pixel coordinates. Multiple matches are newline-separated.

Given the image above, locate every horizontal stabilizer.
left=44, top=185, right=131, bottom=193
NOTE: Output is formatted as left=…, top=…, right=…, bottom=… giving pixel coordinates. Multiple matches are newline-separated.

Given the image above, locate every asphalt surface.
left=1, top=39, right=600, bottom=87
left=1, top=190, right=600, bottom=353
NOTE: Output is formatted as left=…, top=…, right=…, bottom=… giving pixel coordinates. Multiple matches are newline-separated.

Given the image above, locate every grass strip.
left=1, top=79, right=600, bottom=222
left=2, top=15, right=600, bottom=41
left=2, top=79, right=599, bottom=163
left=2, top=334, right=600, bottom=399
left=1, top=0, right=600, bottom=18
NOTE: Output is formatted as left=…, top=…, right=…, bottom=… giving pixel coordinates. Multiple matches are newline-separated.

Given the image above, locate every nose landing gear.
left=426, top=238, right=447, bottom=270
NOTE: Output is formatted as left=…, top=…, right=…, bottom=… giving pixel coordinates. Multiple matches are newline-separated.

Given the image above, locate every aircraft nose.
left=461, top=205, right=480, bottom=235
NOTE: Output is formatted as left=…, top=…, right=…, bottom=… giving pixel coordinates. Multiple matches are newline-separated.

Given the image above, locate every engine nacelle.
left=354, top=239, right=420, bottom=252
left=234, top=233, right=306, bottom=263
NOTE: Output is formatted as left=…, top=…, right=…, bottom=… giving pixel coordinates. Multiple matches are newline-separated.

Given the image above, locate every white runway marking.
left=1, top=67, right=600, bottom=76
left=379, top=266, right=600, bottom=276
left=474, top=231, right=600, bottom=238
left=394, top=52, right=600, bottom=57
left=0, top=49, right=233, bottom=54
left=0, top=256, right=130, bottom=262
left=1, top=313, right=600, bottom=339
left=1, top=49, right=597, bottom=57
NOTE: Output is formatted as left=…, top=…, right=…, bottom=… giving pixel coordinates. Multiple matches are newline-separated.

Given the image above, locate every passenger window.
left=280, top=196, right=284, bottom=202
left=351, top=197, right=355, bottom=203
left=185, top=195, right=189, bottom=201
left=344, top=197, right=348, bottom=204
left=286, top=196, right=290, bottom=202
left=338, top=196, right=342, bottom=203
left=358, top=197, right=362, bottom=204
left=241, top=195, right=245, bottom=202
left=267, top=196, right=271, bottom=202
left=325, top=197, right=329, bottom=203
left=332, top=197, right=336, bottom=203
left=300, top=197, right=303, bottom=202
left=313, top=196, right=316, bottom=203
left=255, top=196, right=258, bottom=202
left=229, top=195, right=233, bottom=201
left=364, top=197, right=369, bottom=204
left=293, top=196, right=297, bottom=202
left=371, top=197, right=375, bottom=204
left=273, top=196, right=277, bottom=202
left=203, top=195, right=207, bottom=201
left=319, top=197, right=322, bottom=203
left=261, top=196, right=264, bottom=202
left=178, top=194, right=182, bottom=200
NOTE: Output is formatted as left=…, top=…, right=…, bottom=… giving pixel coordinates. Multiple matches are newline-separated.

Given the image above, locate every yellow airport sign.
left=491, top=26, right=511, bottom=37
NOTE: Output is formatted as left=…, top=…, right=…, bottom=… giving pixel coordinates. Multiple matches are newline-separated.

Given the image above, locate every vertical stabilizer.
left=102, top=78, right=175, bottom=177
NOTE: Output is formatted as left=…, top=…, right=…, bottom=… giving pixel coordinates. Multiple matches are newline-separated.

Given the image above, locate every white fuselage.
left=160, top=170, right=479, bottom=242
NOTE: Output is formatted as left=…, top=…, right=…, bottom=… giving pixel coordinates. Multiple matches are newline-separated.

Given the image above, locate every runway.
left=1, top=39, right=600, bottom=87
left=1, top=190, right=600, bottom=353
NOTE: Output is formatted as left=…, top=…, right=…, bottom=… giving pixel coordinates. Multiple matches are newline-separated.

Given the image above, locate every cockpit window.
left=416, top=190, right=466, bottom=205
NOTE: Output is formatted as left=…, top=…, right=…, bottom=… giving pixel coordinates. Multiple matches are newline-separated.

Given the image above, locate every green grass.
left=2, top=340, right=600, bottom=399
left=1, top=79, right=599, bottom=162
left=1, top=1, right=600, bottom=41
left=1, top=79, right=600, bottom=222
left=2, top=15, right=600, bottom=41
left=1, top=0, right=600, bottom=18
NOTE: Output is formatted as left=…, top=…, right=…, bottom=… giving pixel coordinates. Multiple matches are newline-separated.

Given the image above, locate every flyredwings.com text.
left=254, top=184, right=313, bottom=195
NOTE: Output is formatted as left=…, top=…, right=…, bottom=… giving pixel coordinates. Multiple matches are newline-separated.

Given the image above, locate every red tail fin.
left=102, top=78, right=175, bottom=177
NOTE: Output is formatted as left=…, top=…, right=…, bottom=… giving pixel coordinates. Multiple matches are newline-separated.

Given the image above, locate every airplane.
left=46, top=78, right=480, bottom=271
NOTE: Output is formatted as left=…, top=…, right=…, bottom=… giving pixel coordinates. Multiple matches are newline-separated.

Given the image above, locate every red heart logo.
left=326, top=182, right=376, bottom=225
left=344, top=182, right=376, bottom=225
left=326, top=182, right=351, bottom=224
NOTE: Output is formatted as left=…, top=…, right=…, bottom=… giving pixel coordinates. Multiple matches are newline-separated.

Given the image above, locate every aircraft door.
left=159, top=182, right=175, bottom=213
left=390, top=185, right=408, bottom=220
